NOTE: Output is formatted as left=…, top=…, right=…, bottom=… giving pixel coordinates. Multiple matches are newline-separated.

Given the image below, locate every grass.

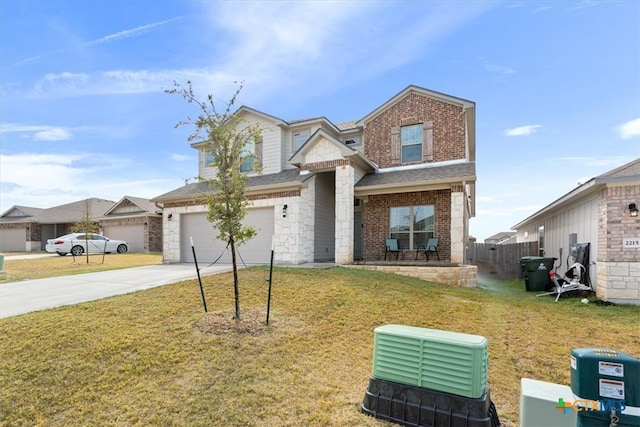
left=0, top=266, right=638, bottom=426
left=0, top=253, right=163, bottom=283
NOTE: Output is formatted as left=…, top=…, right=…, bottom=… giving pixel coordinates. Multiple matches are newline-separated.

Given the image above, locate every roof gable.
left=356, top=85, right=475, bottom=126
left=289, top=128, right=376, bottom=171
left=103, top=196, right=158, bottom=216
left=0, top=205, right=43, bottom=219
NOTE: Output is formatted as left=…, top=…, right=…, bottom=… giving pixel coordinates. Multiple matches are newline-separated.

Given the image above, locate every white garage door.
left=0, top=228, right=26, bottom=251
left=103, top=225, right=145, bottom=252
left=180, top=208, right=274, bottom=264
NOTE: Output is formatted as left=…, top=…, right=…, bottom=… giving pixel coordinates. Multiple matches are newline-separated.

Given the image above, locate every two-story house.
left=152, top=85, right=476, bottom=265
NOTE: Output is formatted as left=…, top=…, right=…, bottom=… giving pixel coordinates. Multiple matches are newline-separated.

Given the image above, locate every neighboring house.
left=153, top=85, right=476, bottom=266
left=512, top=158, right=640, bottom=305
left=98, top=196, right=163, bottom=253
left=484, top=232, right=516, bottom=245
left=0, top=196, right=162, bottom=253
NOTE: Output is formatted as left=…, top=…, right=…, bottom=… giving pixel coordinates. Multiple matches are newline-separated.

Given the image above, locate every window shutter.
left=390, top=126, right=400, bottom=164
left=255, top=135, right=263, bottom=167
left=423, top=121, right=433, bottom=162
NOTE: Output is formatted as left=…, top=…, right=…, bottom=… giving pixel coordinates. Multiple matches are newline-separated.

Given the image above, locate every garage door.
left=180, top=208, right=274, bottom=264
left=0, top=228, right=26, bottom=251
left=103, top=225, right=145, bottom=252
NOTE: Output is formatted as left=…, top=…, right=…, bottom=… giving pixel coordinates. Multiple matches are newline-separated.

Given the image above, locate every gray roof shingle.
left=356, top=162, right=476, bottom=187
left=152, top=169, right=309, bottom=202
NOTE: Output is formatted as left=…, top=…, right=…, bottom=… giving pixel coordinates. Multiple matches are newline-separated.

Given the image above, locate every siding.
left=517, top=194, right=599, bottom=287
left=314, top=172, right=336, bottom=261
left=256, top=116, right=283, bottom=175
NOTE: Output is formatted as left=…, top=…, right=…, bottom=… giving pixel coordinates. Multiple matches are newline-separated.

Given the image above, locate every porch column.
left=335, top=164, right=354, bottom=264
left=450, top=188, right=465, bottom=263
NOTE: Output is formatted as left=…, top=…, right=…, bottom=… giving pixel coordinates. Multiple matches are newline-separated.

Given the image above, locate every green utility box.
left=372, top=324, right=488, bottom=399
left=520, top=256, right=556, bottom=291
left=0, top=253, right=4, bottom=274
left=571, top=348, right=640, bottom=426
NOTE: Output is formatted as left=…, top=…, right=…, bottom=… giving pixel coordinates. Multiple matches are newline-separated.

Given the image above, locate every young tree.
left=71, top=199, right=100, bottom=263
left=166, top=81, right=261, bottom=320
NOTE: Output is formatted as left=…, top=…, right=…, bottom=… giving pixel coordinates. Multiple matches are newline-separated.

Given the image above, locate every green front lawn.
left=1, top=267, right=638, bottom=426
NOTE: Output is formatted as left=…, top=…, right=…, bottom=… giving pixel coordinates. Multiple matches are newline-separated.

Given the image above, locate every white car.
left=45, top=233, right=128, bottom=256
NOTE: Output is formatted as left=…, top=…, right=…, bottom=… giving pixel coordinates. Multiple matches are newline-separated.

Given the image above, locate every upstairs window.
left=389, top=205, right=434, bottom=250
left=401, top=124, right=423, bottom=163
left=293, top=130, right=310, bottom=152
left=391, top=121, right=433, bottom=165
left=240, top=138, right=255, bottom=172
left=203, top=133, right=261, bottom=173
left=205, top=150, right=215, bottom=166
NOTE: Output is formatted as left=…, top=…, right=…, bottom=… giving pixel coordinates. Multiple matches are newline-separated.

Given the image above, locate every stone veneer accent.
left=345, top=264, right=477, bottom=288
left=335, top=165, right=355, bottom=264
left=162, top=191, right=314, bottom=264
left=450, top=188, right=466, bottom=264
left=596, top=185, right=640, bottom=304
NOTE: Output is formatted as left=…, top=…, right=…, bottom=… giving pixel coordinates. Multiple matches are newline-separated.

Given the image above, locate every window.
left=205, top=150, right=215, bottom=166
left=390, top=205, right=434, bottom=250
left=538, top=225, right=545, bottom=256
left=205, top=137, right=256, bottom=172
left=240, top=138, right=255, bottom=172
left=293, top=130, right=310, bottom=152
left=401, top=124, right=422, bottom=163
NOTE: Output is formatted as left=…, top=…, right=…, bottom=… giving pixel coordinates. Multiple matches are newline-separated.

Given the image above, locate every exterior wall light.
left=282, top=204, right=288, bottom=218
left=630, top=203, right=638, bottom=217
left=168, top=213, right=173, bottom=221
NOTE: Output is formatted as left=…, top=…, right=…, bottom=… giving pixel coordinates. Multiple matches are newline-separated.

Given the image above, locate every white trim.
left=378, top=158, right=468, bottom=174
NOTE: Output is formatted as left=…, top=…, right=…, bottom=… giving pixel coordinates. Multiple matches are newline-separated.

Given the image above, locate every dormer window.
left=344, top=136, right=361, bottom=146
left=293, top=130, right=310, bottom=152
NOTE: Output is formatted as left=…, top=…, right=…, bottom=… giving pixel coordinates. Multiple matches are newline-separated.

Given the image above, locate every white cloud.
left=484, top=63, right=515, bottom=74
left=0, top=153, right=181, bottom=212
left=170, top=154, right=192, bottom=162
left=34, top=128, right=73, bottom=141
left=618, top=117, right=640, bottom=139
left=504, top=125, right=542, bottom=136
left=199, top=1, right=497, bottom=102
left=15, top=17, right=184, bottom=66
left=13, top=2, right=496, bottom=102
left=1, top=123, right=74, bottom=141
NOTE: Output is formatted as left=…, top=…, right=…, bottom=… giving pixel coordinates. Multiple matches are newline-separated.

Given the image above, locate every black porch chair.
left=415, top=238, right=440, bottom=261
left=384, top=238, right=401, bottom=260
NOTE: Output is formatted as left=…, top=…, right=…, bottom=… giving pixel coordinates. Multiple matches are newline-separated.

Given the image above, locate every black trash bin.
left=520, top=257, right=556, bottom=292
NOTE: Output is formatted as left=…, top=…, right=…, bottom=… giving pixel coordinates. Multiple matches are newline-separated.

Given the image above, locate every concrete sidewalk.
left=0, top=263, right=232, bottom=319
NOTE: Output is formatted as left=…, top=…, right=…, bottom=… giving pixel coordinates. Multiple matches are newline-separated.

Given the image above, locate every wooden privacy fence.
left=468, top=241, right=539, bottom=280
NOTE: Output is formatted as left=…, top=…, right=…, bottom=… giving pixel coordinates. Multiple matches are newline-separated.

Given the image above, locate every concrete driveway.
left=0, top=263, right=232, bottom=319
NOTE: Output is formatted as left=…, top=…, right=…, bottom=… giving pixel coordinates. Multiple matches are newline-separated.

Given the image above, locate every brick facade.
left=363, top=190, right=452, bottom=260
left=364, top=92, right=466, bottom=168
left=596, top=185, right=640, bottom=303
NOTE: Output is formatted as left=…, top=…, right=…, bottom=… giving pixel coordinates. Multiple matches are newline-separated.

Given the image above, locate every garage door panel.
left=103, top=225, right=144, bottom=252
left=181, top=208, right=274, bottom=264
left=0, top=228, right=25, bottom=251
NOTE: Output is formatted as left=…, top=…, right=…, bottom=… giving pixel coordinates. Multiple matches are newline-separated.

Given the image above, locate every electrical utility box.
left=571, top=348, right=640, bottom=426
left=372, top=324, right=488, bottom=399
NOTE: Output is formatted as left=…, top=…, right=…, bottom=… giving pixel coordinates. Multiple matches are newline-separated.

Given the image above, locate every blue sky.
left=1, top=0, right=638, bottom=241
